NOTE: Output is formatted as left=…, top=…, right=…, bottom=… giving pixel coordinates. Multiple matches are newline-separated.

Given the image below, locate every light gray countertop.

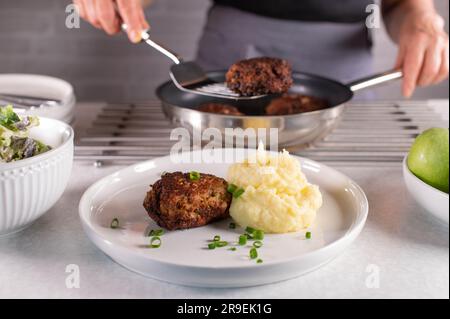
left=0, top=102, right=448, bottom=299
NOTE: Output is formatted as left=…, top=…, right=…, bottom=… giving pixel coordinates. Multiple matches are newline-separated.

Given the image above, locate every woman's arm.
left=382, top=0, right=449, bottom=97
left=74, top=0, right=152, bottom=43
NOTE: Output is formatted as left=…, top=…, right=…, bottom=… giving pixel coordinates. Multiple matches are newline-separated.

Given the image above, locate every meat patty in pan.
left=143, top=172, right=232, bottom=230
left=265, top=94, right=328, bottom=115
left=198, top=103, right=243, bottom=116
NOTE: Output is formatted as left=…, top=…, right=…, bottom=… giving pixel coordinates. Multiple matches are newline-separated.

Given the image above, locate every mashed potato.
left=227, top=144, right=322, bottom=233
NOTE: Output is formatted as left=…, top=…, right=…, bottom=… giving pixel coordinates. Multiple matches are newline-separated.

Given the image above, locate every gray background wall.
left=0, top=0, right=448, bottom=101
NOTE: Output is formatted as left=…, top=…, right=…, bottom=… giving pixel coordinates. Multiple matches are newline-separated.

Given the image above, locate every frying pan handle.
left=347, top=69, right=403, bottom=92
left=121, top=24, right=183, bottom=65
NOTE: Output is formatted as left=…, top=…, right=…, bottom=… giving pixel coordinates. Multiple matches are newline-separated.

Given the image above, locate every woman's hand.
left=395, top=12, right=449, bottom=97
left=73, top=0, right=150, bottom=43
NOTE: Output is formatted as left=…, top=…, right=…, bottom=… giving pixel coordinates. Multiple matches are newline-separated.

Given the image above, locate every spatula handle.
left=121, top=24, right=183, bottom=65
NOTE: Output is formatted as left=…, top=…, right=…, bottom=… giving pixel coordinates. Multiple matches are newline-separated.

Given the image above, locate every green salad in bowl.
left=0, top=105, right=51, bottom=163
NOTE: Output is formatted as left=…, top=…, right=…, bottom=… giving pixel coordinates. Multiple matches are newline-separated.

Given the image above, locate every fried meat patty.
left=198, top=103, right=243, bottom=116
left=143, top=172, right=232, bottom=230
left=265, top=94, right=329, bottom=115
left=225, top=57, right=293, bottom=96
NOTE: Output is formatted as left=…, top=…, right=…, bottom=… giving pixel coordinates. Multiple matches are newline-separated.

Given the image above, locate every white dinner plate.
left=0, top=74, right=76, bottom=123
left=79, top=149, right=368, bottom=288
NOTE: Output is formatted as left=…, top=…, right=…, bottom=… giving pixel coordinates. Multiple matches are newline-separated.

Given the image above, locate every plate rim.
left=79, top=149, right=369, bottom=270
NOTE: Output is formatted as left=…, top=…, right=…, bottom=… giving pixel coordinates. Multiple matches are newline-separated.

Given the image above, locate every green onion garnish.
left=110, top=218, right=119, bottom=229
left=208, top=243, right=216, bottom=250
left=216, top=241, right=228, bottom=247
left=253, top=240, right=263, bottom=248
left=149, top=229, right=164, bottom=237
left=245, top=226, right=256, bottom=234
left=189, top=171, right=200, bottom=181
left=149, top=236, right=162, bottom=248
left=227, top=184, right=245, bottom=198
left=257, top=259, right=263, bottom=264
left=253, top=230, right=264, bottom=240
left=213, top=235, right=221, bottom=242
left=238, top=235, right=247, bottom=246
left=229, top=222, right=236, bottom=229
left=227, top=183, right=238, bottom=194
left=233, top=188, right=245, bottom=198
left=228, top=247, right=237, bottom=251
left=249, top=247, right=258, bottom=259
left=305, top=231, right=312, bottom=239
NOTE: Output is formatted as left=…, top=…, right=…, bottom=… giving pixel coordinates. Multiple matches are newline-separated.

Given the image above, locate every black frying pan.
left=156, top=69, right=403, bottom=147
left=157, top=70, right=402, bottom=115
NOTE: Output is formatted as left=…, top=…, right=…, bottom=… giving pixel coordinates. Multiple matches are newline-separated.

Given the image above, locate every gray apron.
left=196, top=5, right=374, bottom=95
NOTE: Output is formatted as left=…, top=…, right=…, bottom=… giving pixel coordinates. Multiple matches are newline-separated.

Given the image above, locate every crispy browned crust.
left=198, top=103, right=243, bottom=116
left=225, top=57, right=293, bottom=96
left=265, top=94, right=329, bottom=115
left=143, top=172, right=232, bottom=230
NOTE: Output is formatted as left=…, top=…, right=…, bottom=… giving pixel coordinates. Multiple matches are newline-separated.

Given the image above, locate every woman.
left=73, top=0, right=448, bottom=98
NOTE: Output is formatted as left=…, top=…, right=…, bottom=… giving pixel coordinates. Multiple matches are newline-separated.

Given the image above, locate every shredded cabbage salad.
left=0, top=105, right=51, bottom=163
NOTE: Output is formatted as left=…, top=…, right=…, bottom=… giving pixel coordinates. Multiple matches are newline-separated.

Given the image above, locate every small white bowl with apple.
left=403, top=128, right=449, bottom=224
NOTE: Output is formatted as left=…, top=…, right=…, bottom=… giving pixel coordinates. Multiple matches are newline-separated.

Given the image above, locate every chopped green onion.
left=149, top=229, right=164, bottom=237
left=110, top=218, right=119, bottom=229
left=189, top=171, right=200, bottom=181
left=228, top=247, right=237, bottom=251
left=256, top=259, right=263, bottom=264
left=249, top=247, right=258, bottom=259
left=208, top=242, right=216, bottom=250
left=253, top=240, right=263, bottom=248
left=245, top=233, right=254, bottom=240
left=213, top=235, right=221, bottom=242
left=149, top=236, right=162, bottom=248
left=216, top=241, right=228, bottom=247
left=229, top=222, right=236, bottom=229
left=238, top=235, right=247, bottom=246
left=227, top=184, right=245, bottom=198
left=233, top=188, right=245, bottom=198
left=253, top=230, right=264, bottom=240
left=305, top=231, right=312, bottom=239
left=245, top=226, right=256, bottom=234
left=227, top=183, right=238, bottom=194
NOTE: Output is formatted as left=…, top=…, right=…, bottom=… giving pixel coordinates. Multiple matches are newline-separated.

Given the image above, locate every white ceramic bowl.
left=0, top=117, right=74, bottom=237
left=0, top=74, right=76, bottom=123
left=403, top=156, right=449, bottom=224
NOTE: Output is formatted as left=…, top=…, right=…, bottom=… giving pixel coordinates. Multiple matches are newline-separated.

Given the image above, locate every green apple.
left=407, top=127, right=449, bottom=193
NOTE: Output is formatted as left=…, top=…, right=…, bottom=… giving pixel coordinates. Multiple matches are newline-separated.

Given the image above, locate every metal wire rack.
left=74, top=100, right=448, bottom=167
